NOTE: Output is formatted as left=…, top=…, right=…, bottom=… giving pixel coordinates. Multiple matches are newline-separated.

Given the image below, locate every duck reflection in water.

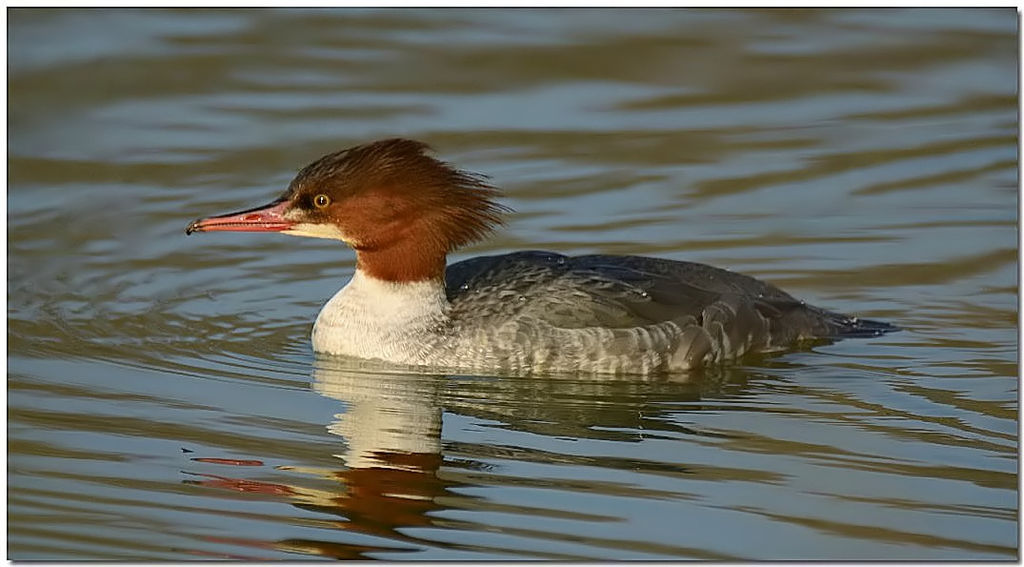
left=300, top=359, right=450, bottom=544
left=183, top=359, right=453, bottom=559
left=183, top=358, right=720, bottom=560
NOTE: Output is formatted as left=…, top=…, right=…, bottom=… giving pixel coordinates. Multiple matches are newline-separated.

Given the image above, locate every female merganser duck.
left=186, top=138, right=897, bottom=375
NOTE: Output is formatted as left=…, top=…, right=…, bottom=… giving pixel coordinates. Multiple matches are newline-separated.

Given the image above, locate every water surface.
left=8, top=8, right=1018, bottom=560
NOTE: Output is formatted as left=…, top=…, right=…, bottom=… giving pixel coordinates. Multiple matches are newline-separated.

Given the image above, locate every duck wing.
left=447, top=250, right=895, bottom=339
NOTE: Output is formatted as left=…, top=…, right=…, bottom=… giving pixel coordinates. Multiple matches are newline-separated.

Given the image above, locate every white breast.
left=312, top=270, right=450, bottom=364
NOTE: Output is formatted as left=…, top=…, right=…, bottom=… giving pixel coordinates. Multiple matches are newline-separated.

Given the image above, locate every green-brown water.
left=8, top=8, right=1018, bottom=560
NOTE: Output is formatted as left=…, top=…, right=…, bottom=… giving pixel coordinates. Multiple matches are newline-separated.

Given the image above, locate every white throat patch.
left=281, top=207, right=351, bottom=241
left=282, top=222, right=349, bottom=241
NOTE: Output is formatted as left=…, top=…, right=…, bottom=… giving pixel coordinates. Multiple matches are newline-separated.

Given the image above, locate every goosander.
left=186, top=138, right=897, bottom=375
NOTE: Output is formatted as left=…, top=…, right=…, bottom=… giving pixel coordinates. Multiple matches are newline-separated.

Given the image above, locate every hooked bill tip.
left=185, top=220, right=202, bottom=235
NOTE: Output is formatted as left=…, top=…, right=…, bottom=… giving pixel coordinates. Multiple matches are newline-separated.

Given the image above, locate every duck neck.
left=335, top=269, right=449, bottom=326
left=352, top=233, right=448, bottom=284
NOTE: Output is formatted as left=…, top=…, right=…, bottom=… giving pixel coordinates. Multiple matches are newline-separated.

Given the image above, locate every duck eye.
left=313, top=194, right=330, bottom=209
